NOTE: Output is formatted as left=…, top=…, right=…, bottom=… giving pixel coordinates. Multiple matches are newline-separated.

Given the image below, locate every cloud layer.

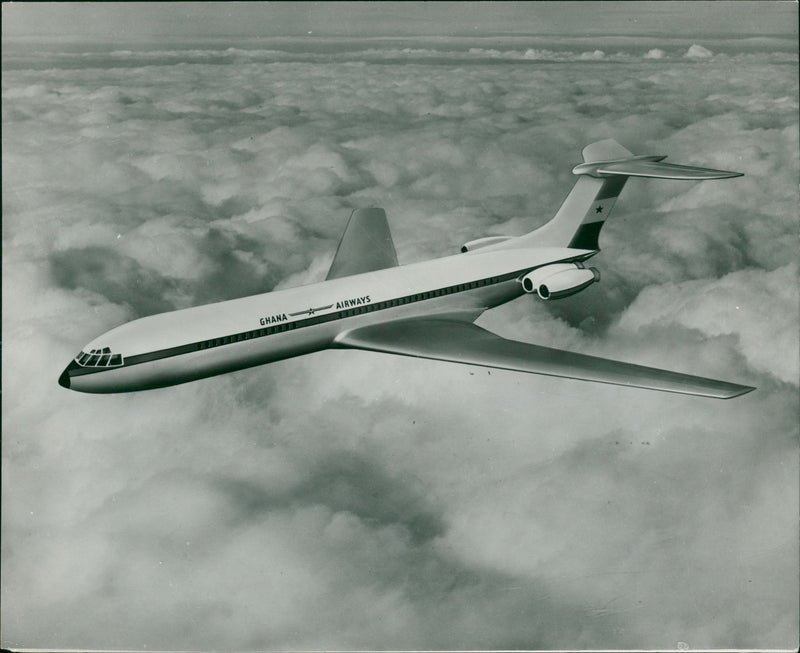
left=2, top=32, right=798, bottom=650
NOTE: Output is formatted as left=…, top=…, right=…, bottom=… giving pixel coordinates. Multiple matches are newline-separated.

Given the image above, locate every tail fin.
left=507, top=139, right=742, bottom=251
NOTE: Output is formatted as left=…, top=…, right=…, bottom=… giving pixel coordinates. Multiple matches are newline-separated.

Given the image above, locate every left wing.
left=326, top=208, right=399, bottom=280
left=334, top=318, right=755, bottom=399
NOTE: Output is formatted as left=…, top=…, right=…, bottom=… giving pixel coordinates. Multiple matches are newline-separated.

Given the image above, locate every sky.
left=3, top=1, right=798, bottom=39
left=2, top=2, right=799, bottom=651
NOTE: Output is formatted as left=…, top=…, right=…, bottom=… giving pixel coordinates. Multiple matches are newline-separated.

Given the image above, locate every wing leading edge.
left=334, top=318, right=755, bottom=399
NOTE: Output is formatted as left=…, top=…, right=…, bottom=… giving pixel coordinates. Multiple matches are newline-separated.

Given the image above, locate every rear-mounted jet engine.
left=520, top=262, right=600, bottom=300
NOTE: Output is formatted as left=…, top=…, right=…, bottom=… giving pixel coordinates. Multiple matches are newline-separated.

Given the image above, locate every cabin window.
left=75, top=348, right=124, bottom=368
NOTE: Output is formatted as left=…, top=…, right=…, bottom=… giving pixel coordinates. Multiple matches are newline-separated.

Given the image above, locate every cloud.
left=2, top=29, right=798, bottom=651
left=616, top=263, right=799, bottom=385
left=685, top=43, right=714, bottom=58
left=579, top=49, right=606, bottom=60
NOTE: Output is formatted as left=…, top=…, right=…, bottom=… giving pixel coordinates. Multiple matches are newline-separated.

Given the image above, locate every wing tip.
left=720, top=384, right=756, bottom=399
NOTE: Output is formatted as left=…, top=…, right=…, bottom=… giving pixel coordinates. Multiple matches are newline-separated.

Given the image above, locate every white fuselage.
left=61, top=246, right=591, bottom=393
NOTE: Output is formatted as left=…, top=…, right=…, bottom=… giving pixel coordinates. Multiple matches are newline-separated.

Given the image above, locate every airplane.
left=58, top=139, right=755, bottom=399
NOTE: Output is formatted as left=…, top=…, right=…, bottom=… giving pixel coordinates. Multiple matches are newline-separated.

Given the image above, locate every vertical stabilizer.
left=494, top=139, right=741, bottom=252
left=505, top=139, right=633, bottom=251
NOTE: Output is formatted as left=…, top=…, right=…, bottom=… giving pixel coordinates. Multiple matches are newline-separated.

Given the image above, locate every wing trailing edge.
left=334, top=318, right=755, bottom=399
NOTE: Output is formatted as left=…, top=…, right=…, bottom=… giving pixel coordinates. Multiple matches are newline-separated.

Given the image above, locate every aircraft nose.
left=58, top=362, right=76, bottom=389
left=58, top=368, right=70, bottom=389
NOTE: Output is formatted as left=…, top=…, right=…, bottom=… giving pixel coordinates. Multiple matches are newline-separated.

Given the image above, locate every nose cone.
left=58, top=367, right=71, bottom=389
left=58, top=362, right=76, bottom=389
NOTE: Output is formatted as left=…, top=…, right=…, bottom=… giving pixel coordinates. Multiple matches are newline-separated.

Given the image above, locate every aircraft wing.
left=326, top=208, right=399, bottom=280
left=334, top=318, right=755, bottom=399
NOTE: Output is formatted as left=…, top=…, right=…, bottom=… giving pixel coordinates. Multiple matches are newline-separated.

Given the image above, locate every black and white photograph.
left=2, top=1, right=798, bottom=650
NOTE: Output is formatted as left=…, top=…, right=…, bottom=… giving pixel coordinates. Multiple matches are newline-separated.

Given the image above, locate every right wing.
left=334, top=318, right=755, bottom=399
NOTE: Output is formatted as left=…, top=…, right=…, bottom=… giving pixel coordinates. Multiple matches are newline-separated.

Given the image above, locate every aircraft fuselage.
left=60, top=247, right=591, bottom=393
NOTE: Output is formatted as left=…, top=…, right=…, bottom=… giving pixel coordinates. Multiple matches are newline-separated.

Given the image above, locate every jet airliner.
left=58, top=139, right=755, bottom=398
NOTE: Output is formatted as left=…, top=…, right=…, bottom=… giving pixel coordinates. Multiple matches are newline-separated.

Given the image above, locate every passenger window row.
left=174, top=272, right=517, bottom=359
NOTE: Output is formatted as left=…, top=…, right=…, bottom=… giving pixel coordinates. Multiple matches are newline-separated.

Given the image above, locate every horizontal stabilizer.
left=596, top=159, right=743, bottom=180
left=335, top=318, right=755, bottom=399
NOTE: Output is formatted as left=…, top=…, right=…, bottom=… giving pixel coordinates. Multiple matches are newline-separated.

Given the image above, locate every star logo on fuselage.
left=289, top=304, right=333, bottom=318
left=595, top=205, right=603, bottom=213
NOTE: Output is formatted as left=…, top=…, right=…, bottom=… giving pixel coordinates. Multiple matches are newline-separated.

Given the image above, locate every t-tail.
left=499, top=139, right=742, bottom=252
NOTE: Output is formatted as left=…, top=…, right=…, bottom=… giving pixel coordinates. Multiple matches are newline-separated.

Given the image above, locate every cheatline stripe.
left=69, top=261, right=586, bottom=377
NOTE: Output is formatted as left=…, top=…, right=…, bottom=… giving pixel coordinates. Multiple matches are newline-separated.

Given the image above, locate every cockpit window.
left=74, top=347, right=124, bottom=368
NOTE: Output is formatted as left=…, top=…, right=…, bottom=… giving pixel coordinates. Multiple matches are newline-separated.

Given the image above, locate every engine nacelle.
left=460, top=236, right=512, bottom=253
left=520, top=263, right=600, bottom=300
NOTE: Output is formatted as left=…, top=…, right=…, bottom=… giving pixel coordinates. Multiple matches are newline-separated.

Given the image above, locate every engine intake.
left=520, top=263, right=600, bottom=300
